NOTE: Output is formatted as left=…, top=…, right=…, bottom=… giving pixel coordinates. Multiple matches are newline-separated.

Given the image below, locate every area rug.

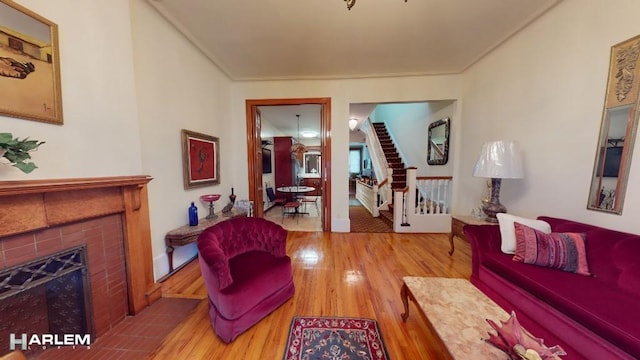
left=349, top=206, right=393, bottom=233
left=283, top=316, right=390, bottom=360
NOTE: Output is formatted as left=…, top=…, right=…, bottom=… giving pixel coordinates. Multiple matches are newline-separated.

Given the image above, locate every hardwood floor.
left=151, top=231, right=472, bottom=359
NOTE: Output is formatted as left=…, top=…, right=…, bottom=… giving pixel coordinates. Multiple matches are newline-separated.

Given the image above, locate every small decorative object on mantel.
left=0, top=133, right=44, bottom=173
left=200, top=194, right=221, bottom=219
left=221, top=188, right=236, bottom=215
left=484, top=311, right=566, bottom=360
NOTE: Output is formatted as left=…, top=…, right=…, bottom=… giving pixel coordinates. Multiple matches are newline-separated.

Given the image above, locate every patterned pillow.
left=513, top=222, right=591, bottom=276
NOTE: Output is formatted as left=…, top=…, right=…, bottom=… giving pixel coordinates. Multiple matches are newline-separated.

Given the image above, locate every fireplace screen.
left=0, top=246, right=92, bottom=356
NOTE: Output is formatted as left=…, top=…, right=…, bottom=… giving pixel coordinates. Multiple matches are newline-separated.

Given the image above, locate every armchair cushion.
left=216, top=250, right=293, bottom=319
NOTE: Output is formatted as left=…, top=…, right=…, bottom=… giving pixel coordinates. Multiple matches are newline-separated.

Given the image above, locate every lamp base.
left=481, top=202, right=506, bottom=223
left=482, top=178, right=507, bottom=223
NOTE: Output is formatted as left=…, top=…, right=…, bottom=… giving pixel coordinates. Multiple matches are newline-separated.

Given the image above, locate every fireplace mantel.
left=0, top=175, right=161, bottom=314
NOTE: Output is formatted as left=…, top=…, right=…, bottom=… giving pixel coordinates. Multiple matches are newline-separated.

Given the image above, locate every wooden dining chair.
left=282, top=201, right=300, bottom=223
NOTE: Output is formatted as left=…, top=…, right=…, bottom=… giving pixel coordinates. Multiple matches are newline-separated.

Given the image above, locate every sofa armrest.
left=464, top=224, right=503, bottom=279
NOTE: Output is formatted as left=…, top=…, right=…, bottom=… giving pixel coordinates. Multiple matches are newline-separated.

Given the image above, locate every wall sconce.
left=473, top=140, right=524, bottom=222
left=348, top=118, right=358, bottom=131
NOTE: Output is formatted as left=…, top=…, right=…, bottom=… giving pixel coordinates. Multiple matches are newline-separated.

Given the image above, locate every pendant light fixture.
left=344, top=0, right=407, bottom=11
left=290, top=114, right=307, bottom=160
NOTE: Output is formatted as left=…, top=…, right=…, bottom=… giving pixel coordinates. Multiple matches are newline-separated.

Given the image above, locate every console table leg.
left=167, top=245, right=174, bottom=273
left=448, top=233, right=455, bottom=256
left=401, top=282, right=410, bottom=322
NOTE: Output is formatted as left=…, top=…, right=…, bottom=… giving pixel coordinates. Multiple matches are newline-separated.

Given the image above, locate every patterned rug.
left=283, top=316, right=390, bottom=360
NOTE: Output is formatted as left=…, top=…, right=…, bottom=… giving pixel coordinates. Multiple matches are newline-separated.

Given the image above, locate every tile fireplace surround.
left=0, top=176, right=161, bottom=341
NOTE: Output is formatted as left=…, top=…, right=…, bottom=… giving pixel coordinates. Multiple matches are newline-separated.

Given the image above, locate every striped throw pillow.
left=513, top=222, right=591, bottom=276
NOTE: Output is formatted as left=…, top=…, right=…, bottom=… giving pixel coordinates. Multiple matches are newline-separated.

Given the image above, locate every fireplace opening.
left=0, top=246, right=92, bottom=357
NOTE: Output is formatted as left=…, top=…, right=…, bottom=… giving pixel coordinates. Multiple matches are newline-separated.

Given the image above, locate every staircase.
left=372, top=123, right=406, bottom=189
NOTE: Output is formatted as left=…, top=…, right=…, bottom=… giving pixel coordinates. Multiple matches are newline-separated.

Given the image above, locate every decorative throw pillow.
left=513, top=222, right=591, bottom=276
left=496, top=213, right=551, bottom=254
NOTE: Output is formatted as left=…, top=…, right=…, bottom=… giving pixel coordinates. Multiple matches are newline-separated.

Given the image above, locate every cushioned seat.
left=465, top=216, right=640, bottom=359
left=197, top=217, right=295, bottom=343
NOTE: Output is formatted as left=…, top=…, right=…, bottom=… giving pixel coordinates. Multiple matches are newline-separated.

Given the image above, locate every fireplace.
left=0, top=246, right=91, bottom=356
left=0, top=176, right=161, bottom=355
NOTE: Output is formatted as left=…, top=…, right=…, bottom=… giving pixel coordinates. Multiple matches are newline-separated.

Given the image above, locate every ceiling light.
left=348, top=118, right=358, bottom=131
left=344, top=0, right=407, bottom=10
left=290, top=114, right=308, bottom=159
left=301, top=131, right=317, bottom=138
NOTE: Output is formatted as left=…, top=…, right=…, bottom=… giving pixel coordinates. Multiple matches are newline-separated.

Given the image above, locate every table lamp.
left=473, top=140, right=524, bottom=222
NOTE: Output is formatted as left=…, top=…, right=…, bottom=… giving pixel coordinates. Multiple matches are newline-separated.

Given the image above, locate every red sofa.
left=197, top=217, right=295, bottom=343
left=465, top=216, right=640, bottom=360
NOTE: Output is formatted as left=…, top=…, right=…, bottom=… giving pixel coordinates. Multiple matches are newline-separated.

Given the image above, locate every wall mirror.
left=427, top=117, right=450, bottom=165
left=303, top=152, right=321, bottom=176
left=587, top=35, right=640, bottom=214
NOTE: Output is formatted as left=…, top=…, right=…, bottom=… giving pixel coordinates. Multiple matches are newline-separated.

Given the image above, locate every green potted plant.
left=0, top=133, right=44, bottom=174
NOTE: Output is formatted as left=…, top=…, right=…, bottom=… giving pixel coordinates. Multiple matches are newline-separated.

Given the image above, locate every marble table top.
left=402, top=277, right=510, bottom=359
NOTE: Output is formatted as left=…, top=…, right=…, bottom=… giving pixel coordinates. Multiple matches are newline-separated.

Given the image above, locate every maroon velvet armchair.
left=197, top=217, right=295, bottom=343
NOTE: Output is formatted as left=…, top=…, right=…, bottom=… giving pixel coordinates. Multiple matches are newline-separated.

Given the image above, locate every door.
left=245, top=98, right=331, bottom=231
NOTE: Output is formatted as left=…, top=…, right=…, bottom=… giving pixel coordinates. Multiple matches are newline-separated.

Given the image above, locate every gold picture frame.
left=181, top=129, right=220, bottom=189
left=587, top=34, right=640, bottom=214
left=0, top=0, right=63, bottom=124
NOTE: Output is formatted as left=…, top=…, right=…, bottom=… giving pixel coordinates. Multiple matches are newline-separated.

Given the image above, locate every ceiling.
left=147, top=0, right=560, bottom=142
left=148, top=0, right=561, bottom=81
left=258, top=104, right=322, bottom=146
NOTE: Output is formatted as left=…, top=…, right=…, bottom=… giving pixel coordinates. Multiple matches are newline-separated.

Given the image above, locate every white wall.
left=130, top=0, right=233, bottom=278
left=425, top=102, right=456, bottom=177
left=459, top=0, right=640, bottom=233
left=231, top=75, right=463, bottom=232
left=8, top=0, right=637, bottom=281
left=372, top=102, right=456, bottom=178
left=0, top=0, right=142, bottom=179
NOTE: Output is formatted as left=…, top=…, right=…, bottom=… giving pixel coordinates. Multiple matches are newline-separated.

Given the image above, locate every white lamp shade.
left=473, top=140, right=524, bottom=179
left=348, top=118, right=358, bottom=130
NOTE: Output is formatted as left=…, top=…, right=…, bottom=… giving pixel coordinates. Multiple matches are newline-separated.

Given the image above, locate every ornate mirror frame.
left=427, top=117, right=450, bottom=165
left=587, top=35, right=640, bottom=214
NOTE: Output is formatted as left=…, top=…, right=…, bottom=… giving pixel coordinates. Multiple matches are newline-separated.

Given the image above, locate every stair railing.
left=361, top=119, right=393, bottom=207
left=361, top=119, right=389, bottom=184
left=355, top=179, right=379, bottom=217
left=393, top=168, right=453, bottom=233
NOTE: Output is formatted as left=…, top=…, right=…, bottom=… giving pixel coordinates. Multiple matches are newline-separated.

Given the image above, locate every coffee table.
left=400, top=277, right=510, bottom=359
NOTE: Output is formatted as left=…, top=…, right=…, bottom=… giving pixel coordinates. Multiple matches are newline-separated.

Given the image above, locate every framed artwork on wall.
left=0, top=0, right=63, bottom=124
left=182, top=129, right=220, bottom=189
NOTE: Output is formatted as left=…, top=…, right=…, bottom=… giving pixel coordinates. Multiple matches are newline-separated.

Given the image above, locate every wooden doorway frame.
left=245, top=97, right=331, bottom=232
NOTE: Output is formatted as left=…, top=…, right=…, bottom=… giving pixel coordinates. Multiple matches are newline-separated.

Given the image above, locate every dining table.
left=276, top=186, right=316, bottom=215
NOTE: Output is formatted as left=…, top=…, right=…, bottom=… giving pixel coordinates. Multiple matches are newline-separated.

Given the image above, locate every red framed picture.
left=181, top=129, right=220, bottom=189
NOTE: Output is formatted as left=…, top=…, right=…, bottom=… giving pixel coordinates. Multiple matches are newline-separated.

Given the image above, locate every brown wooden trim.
left=0, top=175, right=157, bottom=315
left=245, top=97, right=331, bottom=232
left=378, top=178, right=389, bottom=187
left=0, top=175, right=153, bottom=196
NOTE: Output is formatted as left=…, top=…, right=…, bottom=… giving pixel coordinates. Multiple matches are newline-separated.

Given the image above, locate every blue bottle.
left=188, top=202, right=198, bottom=226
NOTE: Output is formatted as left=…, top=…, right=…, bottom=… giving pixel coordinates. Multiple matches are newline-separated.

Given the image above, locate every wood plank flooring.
left=151, top=231, right=472, bottom=359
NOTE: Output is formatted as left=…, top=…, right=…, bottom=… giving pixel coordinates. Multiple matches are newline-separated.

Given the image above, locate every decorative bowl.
left=200, top=194, right=221, bottom=203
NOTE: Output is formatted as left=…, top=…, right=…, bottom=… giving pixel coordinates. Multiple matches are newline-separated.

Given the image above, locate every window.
left=349, top=148, right=361, bottom=174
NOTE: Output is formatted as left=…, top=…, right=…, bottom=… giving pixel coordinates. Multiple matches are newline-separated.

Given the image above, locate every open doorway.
left=245, top=98, right=331, bottom=232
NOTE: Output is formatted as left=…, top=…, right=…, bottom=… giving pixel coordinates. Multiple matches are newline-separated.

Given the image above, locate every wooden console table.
left=449, top=215, right=495, bottom=255
left=165, top=207, right=246, bottom=273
